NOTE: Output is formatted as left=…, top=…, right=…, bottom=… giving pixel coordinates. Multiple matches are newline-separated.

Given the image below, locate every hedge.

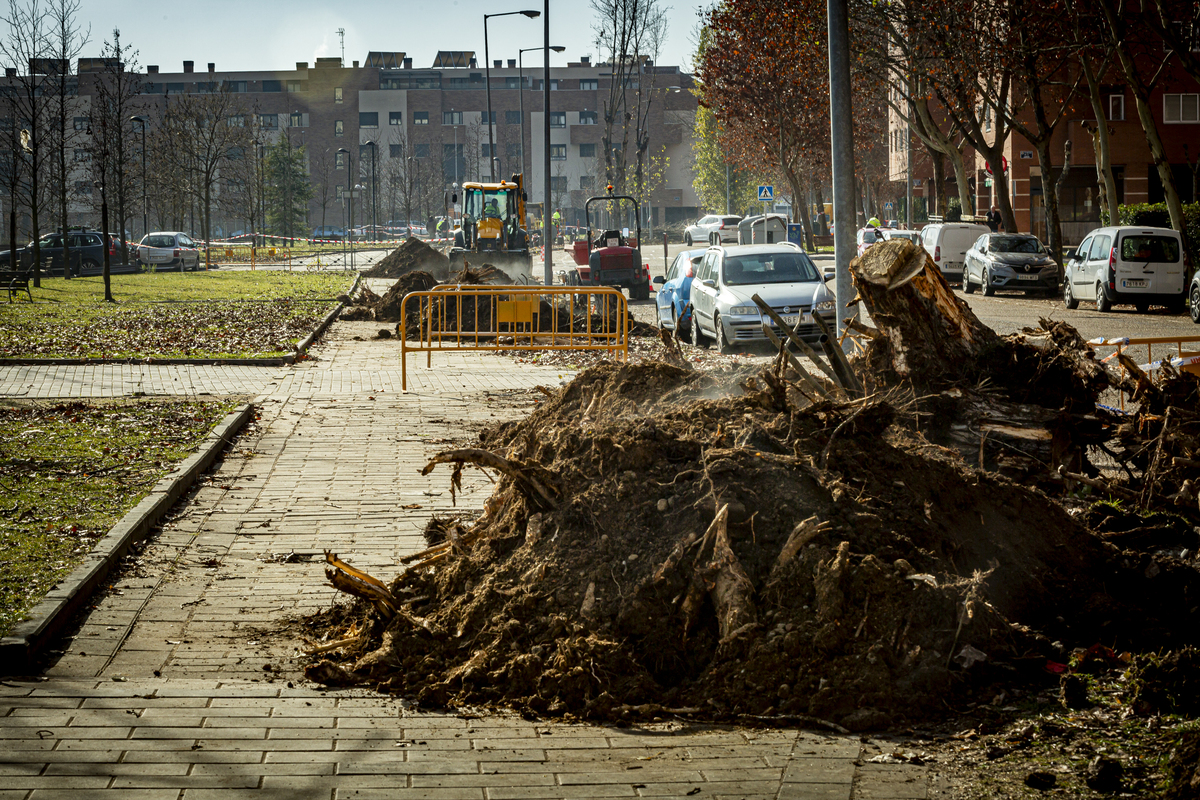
left=1117, top=202, right=1200, bottom=267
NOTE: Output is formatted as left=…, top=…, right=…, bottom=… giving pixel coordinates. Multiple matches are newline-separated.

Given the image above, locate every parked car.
left=312, top=226, right=346, bottom=241
left=856, top=227, right=885, bottom=257
left=684, top=214, right=742, bottom=246
left=1063, top=226, right=1187, bottom=313
left=137, top=232, right=202, bottom=272
left=920, top=222, right=990, bottom=284
left=962, top=233, right=1058, bottom=296
left=653, top=247, right=707, bottom=341
left=0, top=229, right=112, bottom=275
left=883, top=229, right=921, bottom=244
left=689, top=243, right=834, bottom=354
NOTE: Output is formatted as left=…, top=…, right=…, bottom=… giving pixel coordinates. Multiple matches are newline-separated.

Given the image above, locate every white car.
left=1063, top=226, right=1187, bottom=313
left=689, top=243, right=835, bottom=353
left=684, top=214, right=743, bottom=246
left=137, top=232, right=201, bottom=272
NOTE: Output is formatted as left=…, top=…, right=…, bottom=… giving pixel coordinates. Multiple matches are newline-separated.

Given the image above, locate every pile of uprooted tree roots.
left=305, top=239, right=1200, bottom=731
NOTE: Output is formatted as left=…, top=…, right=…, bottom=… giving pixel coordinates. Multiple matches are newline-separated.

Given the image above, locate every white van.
left=1062, top=226, right=1187, bottom=313
left=920, top=222, right=990, bottom=283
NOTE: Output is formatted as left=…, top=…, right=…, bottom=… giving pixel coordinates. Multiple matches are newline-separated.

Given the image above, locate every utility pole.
left=827, top=0, right=858, bottom=338
left=337, top=29, right=345, bottom=67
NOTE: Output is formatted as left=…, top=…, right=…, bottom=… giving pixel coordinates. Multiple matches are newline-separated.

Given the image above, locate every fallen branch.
left=306, top=635, right=367, bottom=656
left=422, top=448, right=558, bottom=510
left=324, top=551, right=396, bottom=619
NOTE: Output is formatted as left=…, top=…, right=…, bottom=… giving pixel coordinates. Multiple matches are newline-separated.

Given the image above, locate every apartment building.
left=64, top=51, right=699, bottom=237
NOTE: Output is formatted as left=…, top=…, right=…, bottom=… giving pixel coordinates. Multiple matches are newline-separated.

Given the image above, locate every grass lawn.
left=0, top=271, right=355, bottom=359
left=0, top=399, right=239, bottom=636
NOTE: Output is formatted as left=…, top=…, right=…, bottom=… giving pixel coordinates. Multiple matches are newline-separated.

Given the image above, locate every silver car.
left=963, top=233, right=1058, bottom=296
left=138, top=232, right=202, bottom=272
left=684, top=214, right=743, bottom=247
left=689, top=244, right=835, bottom=353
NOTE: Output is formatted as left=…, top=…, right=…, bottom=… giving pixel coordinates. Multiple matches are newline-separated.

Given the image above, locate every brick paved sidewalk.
left=0, top=320, right=930, bottom=799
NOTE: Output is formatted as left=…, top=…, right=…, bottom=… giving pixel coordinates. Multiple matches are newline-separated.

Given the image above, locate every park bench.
left=0, top=269, right=31, bottom=302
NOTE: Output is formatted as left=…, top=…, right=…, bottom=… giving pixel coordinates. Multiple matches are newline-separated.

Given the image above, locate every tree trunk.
left=929, top=146, right=945, bottom=217
left=947, top=144, right=974, bottom=218
left=1036, top=138, right=1067, bottom=275
left=1080, top=58, right=1119, bottom=225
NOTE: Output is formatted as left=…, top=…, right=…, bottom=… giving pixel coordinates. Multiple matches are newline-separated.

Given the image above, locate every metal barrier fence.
left=1090, top=334, right=1200, bottom=410
left=399, top=285, right=628, bottom=390
left=204, top=244, right=383, bottom=270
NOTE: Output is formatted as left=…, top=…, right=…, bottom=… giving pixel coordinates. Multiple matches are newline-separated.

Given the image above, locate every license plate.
left=1016, top=274, right=1040, bottom=281
left=942, top=262, right=960, bottom=271
left=778, top=314, right=810, bottom=326
left=1123, top=278, right=1147, bottom=288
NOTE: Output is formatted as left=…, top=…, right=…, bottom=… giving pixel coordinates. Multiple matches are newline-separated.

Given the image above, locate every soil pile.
left=370, top=271, right=439, bottom=323
left=361, top=237, right=451, bottom=281
left=306, top=240, right=1200, bottom=730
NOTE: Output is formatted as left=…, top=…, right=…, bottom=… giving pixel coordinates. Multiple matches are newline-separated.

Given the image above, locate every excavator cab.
left=449, top=175, right=531, bottom=279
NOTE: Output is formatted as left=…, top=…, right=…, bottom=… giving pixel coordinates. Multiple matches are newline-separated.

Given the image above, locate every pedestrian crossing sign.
left=757, top=185, right=774, bottom=202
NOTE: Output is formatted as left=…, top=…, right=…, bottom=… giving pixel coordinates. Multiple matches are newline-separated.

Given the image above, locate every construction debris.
left=304, top=238, right=1200, bottom=733
left=360, top=237, right=452, bottom=281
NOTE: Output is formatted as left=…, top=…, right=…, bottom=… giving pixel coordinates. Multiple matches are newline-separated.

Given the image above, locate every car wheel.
left=691, top=313, right=709, bottom=349
left=80, top=258, right=98, bottom=274
left=963, top=269, right=976, bottom=294
left=1063, top=280, right=1079, bottom=309
left=684, top=233, right=693, bottom=246
left=1096, top=284, right=1111, bottom=313
left=1190, top=284, right=1200, bottom=324
left=981, top=268, right=994, bottom=297
left=1135, top=302, right=1149, bottom=314
left=714, top=314, right=734, bottom=354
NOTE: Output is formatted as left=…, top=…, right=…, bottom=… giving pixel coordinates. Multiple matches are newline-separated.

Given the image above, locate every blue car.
left=653, top=248, right=707, bottom=342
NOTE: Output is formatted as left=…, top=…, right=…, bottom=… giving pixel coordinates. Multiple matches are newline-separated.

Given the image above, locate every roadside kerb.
left=0, top=403, right=257, bottom=673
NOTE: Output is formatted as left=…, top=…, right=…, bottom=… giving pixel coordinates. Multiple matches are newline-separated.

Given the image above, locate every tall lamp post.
left=518, top=45, right=564, bottom=182
left=130, top=116, right=148, bottom=240
left=483, top=9, right=540, bottom=181
left=338, top=147, right=353, bottom=268
left=365, top=140, right=377, bottom=238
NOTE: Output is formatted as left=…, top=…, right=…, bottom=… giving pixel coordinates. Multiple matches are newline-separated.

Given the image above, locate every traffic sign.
left=757, top=185, right=774, bottom=202
left=986, top=156, right=1009, bottom=176
left=883, top=201, right=894, bottom=211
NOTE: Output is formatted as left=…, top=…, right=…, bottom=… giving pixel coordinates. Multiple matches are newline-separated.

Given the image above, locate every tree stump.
left=850, top=239, right=1000, bottom=387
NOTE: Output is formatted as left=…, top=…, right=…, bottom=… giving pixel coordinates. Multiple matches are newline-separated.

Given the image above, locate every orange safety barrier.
left=399, top=285, right=628, bottom=391
left=1090, top=334, right=1200, bottom=410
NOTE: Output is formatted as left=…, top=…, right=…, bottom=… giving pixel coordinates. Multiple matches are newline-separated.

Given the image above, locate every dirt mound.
left=371, top=271, right=438, bottom=323
left=307, top=359, right=1200, bottom=728
left=361, top=238, right=451, bottom=281
left=447, top=262, right=516, bottom=285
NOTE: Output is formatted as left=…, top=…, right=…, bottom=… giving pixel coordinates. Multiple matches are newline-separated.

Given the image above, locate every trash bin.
left=738, top=214, right=788, bottom=245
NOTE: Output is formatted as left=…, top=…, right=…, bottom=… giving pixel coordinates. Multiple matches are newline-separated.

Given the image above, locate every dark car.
left=963, top=233, right=1058, bottom=296
left=0, top=230, right=112, bottom=276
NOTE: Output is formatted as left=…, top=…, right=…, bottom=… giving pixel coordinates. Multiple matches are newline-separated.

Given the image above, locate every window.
left=224, top=80, right=247, bottom=93
left=442, top=111, right=463, bottom=125
left=578, top=110, right=597, bottom=125
left=227, top=146, right=244, bottom=160
left=480, top=111, right=496, bottom=125
left=166, top=82, right=184, bottom=94
left=73, top=116, right=88, bottom=131
left=579, top=175, right=593, bottom=191
left=550, top=144, right=566, bottom=160
left=336, top=151, right=346, bottom=169
left=228, top=114, right=245, bottom=127
left=73, top=148, right=89, bottom=162
left=506, top=142, right=520, bottom=158
left=258, top=113, right=278, bottom=128
left=1089, top=234, right=1111, bottom=261
left=551, top=175, right=567, bottom=192
left=195, top=81, right=216, bottom=94
left=360, top=112, right=378, bottom=128
left=1164, top=93, right=1200, bottom=123
left=549, top=111, right=565, bottom=128
left=359, top=144, right=373, bottom=161
left=580, top=79, right=598, bottom=90
left=262, top=79, right=282, bottom=93
left=334, top=119, right=344, bottom=136
left=504, top=77, right=521, bottom=89
left=414, top=143, right=429, bottom=158
left=579, top=143, right=596, bottom=158
left=549, top=79, right=559, bottom=90
left=413, top=111, right=429, bottom=125
left=481, top=143, right=494, bottom=157
left=290, top=111, right=305, bottom=128
left=1108, top=93, right=1125, bottom=121
left=336, top=184, right=343, bottom=198
left=390, top=143, right=403, bottom=157
left=286, top=80, right=302, bottom=92
left=505, top=110, right=521, bottom=125
left=389, top=111, right=403, bottom=125
left=142, top=82, right=160, bottom=93
left=334, top=87, right=343, bottom=103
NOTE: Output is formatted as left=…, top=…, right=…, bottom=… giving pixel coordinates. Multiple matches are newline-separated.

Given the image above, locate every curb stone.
left=0, top=402, right=257, bottom=673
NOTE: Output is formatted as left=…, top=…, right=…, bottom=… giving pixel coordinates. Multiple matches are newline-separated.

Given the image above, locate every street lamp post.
left=338, top=147, right=353, bottom=268
left=366, top=140, right=377, bottom=239
left=130, top=116, right=148, bottom=240
left=518, top=45, right=564, bottom=183
left=542, top=0, right=552, bottom=285
left=483, top=9, right=540, bottom=181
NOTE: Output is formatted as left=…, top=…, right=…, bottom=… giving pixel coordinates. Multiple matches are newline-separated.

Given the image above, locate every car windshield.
left=1121, top=235, right=1180, bottom=262
left=989, top=235, right=1043, bottom=254
left=144, top=235, right=175, bottom=248
left=886, top=232, right=919, bottom=242
left=723, top=252, right=819, bottom=285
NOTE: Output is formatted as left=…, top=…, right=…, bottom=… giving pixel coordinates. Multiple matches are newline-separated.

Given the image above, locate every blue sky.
left=79, top=0, right=706, bottom=75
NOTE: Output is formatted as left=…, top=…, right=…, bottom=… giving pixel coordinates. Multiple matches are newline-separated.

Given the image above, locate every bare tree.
left=46, top=0, right=86, bottom=277
left=90, top=28, right=142, bottom=263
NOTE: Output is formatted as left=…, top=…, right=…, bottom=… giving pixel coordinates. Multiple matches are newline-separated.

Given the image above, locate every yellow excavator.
left=448, top=174, right=532, bottom=281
